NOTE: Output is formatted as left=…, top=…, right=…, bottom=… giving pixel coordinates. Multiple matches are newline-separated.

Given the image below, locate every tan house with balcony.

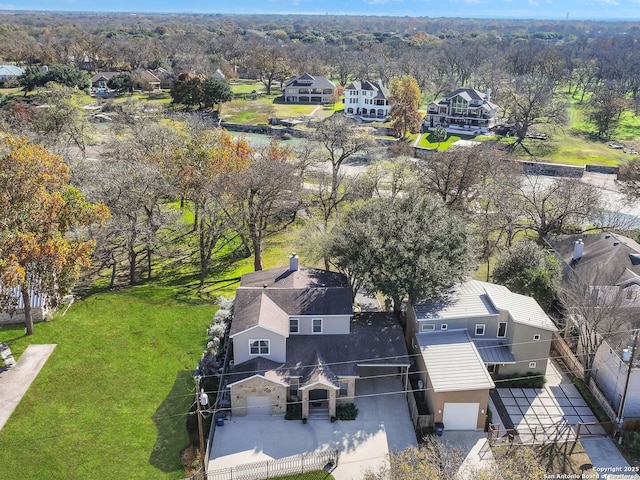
left=227, top=254, right=410, bottom=420
left=424, top=87, right=498, bottom=135
left=283, top=73, right=336, bottom=104
left=406, top=280, right=557, bottom=430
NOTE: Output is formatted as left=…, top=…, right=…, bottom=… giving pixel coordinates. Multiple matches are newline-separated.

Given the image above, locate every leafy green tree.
left=20, top=64, right=90, bottom=95
left=107, top=72, right=132, bottom=92
left=432, top=125, right=448, bottom=148
left=44, top=64, right=91, bottom=92
left=171, top=73, right=232, bottom=111
left=492, top=240, right=560, bottom=310
left=327, top=191, right=474, bottom=311
left=388, top=75, right=423, bottom=140
left=202, top=77, right=233, bottom=111
left=19, top=66, right=45, bottom=95
left=170, top=71, right=204, bottom=108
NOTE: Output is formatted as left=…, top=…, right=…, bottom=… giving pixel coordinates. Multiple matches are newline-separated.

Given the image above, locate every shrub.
left=496, top=372, right=546, bottom=389
left=336, top=403, right=358, bottom=420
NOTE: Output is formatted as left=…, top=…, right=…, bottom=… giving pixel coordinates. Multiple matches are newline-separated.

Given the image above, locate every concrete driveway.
left=209, top=375, right=416, bottom=479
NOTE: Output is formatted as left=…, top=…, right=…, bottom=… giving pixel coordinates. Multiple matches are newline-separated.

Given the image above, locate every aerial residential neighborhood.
left=1, top=7, right=640, bottom=480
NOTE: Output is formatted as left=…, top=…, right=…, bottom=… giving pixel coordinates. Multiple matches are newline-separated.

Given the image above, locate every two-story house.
left=343, top=80, right=391, bottom=120
left=424, top=87, right=498, bottom=134
left=227, top=254, right=410, bottom=419
left=406, top=280, right=557, bottom=430
left=283, top=73, right=336, bottom=104
left=546, top=232, right=640, bottom=418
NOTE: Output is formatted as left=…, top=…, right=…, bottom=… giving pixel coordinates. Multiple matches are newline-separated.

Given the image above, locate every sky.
left=2, top=0, right=640, bottom=20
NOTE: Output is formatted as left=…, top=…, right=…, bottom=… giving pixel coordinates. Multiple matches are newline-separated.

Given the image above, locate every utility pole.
left=196, top=377, right=209, bottom=480
left=617, top=329, right=639, bottom=445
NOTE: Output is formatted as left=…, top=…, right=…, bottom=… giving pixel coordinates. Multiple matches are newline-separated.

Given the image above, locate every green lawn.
left=222, top=96, right=320, bottom=124
left=109, top=90, right=173, bottom=106
left=0, top=221, right=312, bottom=480
left=497, top=90, right=640, bottom=166
left=0, top=286, right=214, bottom=479
left=417, top=132, right=464, bottom=150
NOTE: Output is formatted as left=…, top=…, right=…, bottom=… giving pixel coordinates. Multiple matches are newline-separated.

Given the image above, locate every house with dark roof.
left=344, top=80, right=391, bottom=120
left=424, top=87, right=498, bottom=135
left=407, top=280, right=557, bottom=430
left=227, top=254, right=410, bottom=419
left=283, top=73, right=336, bottom=104
left=546, top=232, right=640, bottom=418
left=91, top=71, right=120, bottom=90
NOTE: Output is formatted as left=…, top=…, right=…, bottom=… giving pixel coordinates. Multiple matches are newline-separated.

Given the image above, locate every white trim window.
left=312, top=318, right=322, bottom=333
left=289, top=378, right=299, bottom=397
left=475, top=324, right=486, bottom=336
left=339, top=381, right=349, bottom=397
left=497, top=322, right=507, bottom=338
left=249, top=339, right=270, bottom=355
left=529, top=361, right=537, bottom=369
left=533, top=334, right=541, bottom=341
left=440, top=324, right=448, bottom=331
left=289, top=318, right=299, bottom=334
left=421, top=323, right=435, bottom=332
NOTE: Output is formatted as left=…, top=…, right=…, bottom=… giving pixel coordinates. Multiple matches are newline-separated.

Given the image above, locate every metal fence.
left=207, top=449, right=339, bottom=480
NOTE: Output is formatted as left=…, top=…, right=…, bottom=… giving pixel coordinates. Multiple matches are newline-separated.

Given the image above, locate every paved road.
left=0, top=344, right=56, bottom=430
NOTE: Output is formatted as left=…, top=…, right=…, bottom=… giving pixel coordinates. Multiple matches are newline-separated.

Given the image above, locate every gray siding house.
left=283, top=73, right=336, bottom=104
left=227, top=254, right=410, bottom=419
left=407, top=280, right=557, bottom=430
left=546, top=232, right=640, bottom=418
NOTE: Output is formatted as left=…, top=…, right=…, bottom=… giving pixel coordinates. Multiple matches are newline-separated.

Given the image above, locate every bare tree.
left=515, top=174, right=602, bottom=242
left=557, top=270, right=633, bottom=383
left=417, top=145, right=504, bottom=212
left=502, top=73, right=568, bottom=155
left=228, top=140, right=302, bottom=271
left=312, top=115, right=375, bottom=225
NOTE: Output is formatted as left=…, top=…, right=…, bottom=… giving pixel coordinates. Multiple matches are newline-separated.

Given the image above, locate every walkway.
left=0, top=344, right=56, bottom=430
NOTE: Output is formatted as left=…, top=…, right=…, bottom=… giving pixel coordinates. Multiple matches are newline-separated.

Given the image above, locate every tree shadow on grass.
left=149, top=370, right=195, bottom=473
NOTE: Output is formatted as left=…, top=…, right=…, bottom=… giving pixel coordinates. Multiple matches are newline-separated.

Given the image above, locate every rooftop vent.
left=572, top=239, right=584, bottom=261
left=289, top=253, right=299, bottom=272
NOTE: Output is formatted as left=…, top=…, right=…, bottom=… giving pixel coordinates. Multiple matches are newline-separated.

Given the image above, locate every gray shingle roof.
left=418, top=330, right=495, bottom=392
left=546, top=232, right=640, bottom=286
left=344, top=80, right=389, bottom=99
left=228, top=313, right=410, bottom=386
left=285, top=73, right=335, bottom=90
left=231, top=265, right=352, bottom=336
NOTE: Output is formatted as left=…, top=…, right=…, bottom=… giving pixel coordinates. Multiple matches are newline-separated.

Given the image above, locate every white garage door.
left=443, top=402, right=479, bottom=430
left=246, top=396, right=271, bottom=415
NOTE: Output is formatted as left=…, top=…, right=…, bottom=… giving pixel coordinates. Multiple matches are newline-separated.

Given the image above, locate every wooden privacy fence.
left=206, top=449, right=339, bottom=480
left=406, top=388, right=433, bottom=431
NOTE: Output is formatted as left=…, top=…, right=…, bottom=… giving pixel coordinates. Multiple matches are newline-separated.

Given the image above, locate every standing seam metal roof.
left=418, top=330, right=495, bottom=392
